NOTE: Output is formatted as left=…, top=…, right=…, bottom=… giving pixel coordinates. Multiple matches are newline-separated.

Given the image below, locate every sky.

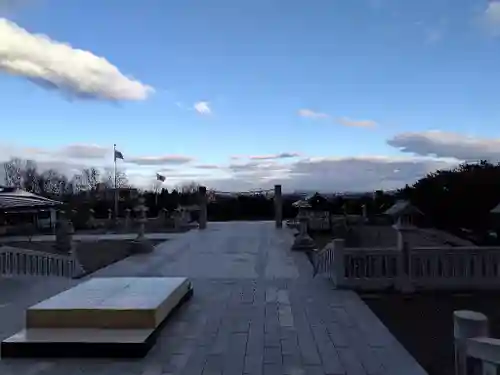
left=1, top=0, right=500, bottom=192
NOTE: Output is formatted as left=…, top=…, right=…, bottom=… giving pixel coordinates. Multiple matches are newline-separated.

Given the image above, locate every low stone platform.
left=1, top=277, right=193, bottom=358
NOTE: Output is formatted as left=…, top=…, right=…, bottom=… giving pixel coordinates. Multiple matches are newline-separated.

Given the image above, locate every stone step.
left=2, top=277, right=193, bottom=358
left=26, top=277, right=191, bottom=329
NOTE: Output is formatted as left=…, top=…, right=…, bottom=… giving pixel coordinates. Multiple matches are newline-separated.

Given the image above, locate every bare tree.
left=3, top=157, right=23, bottom=188
left=102, top=167, right=129, bottom=189
left=179, top=181, right=200, bottom=194
left=22, top=159, right=39, bottom=193
left=39, top=169, right=67, bottom=196
left=81, top=167, right=100, bottom=191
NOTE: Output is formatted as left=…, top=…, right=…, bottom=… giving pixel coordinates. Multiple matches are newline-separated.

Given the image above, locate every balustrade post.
left=332, top=238, right=346, bottom=286
left=454, top=310, right=489, bottom=375
left=395, top=231, right=415, bottom=293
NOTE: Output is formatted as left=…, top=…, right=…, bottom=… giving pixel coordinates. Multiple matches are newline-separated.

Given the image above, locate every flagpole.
left=114, top=144, right=118, bottom=220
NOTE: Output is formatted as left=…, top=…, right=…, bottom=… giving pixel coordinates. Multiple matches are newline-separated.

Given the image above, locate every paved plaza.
left=0, top=221, right=427, bottom=375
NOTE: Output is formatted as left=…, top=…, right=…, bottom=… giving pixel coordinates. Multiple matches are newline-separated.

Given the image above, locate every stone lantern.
left=134, top=197, right=148, bottom=240
left=291, top=200, right=316, bottom=251
left=130, top=197, right=154, bottom=253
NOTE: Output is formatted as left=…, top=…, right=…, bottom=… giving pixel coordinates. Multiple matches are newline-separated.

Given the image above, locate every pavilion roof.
left=383, top=200, right=423, bottom=217
left=0, top=187, right=62, bottom=212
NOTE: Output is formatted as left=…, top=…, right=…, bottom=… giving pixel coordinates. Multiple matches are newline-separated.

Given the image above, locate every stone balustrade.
left=316, top=238, right=500, bottom=291
left=453, top=310, right=500, bottom=375
left=0, top=246, right=83, bottom=278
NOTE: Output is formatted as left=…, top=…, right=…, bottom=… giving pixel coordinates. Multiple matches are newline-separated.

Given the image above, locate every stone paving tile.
left=0, top=222, right=427, bottom=375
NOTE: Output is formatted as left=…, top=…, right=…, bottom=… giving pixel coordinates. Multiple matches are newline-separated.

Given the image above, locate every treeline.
left=398, top=160, right=500, bottom=240
left=3, top=158, right=500, bottom=236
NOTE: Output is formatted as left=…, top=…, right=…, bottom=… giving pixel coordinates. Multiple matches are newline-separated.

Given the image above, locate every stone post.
left=131, top=197, right=154, bottom=253
left=173, top=209, right=181, bottom=231
left=332, top=239, right=345, bottom=286
left=395, top=237, right=414, bottom=293
left=55, top=212, right=74, bottom=253
left=198, top=186, right=207, bottom=230
left=124, top=208, right=131, bottom=230
left=87, top=208, right=96, bottom=229
left=454, top=311, right=489, bottom=375
left=160, top=208, right=167, bottom=223
left=361, top=204, right=368, bottom=222
left=134, top=198, right=148, bottom=240
left=274, top=184, right=283, bottom=229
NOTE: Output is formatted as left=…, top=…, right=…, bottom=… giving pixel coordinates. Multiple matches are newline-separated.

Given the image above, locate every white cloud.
left=248, top=153, right=301, bottom=160
left=195, top=164, right=220, bottom=170
left=387, top=130, right=500, bottom=162
left=0, top=19, right=153, bottom=101
left=481, top=1, right=500, bottom=36
left=298, top=110, right=377, bottom=128
left=298, top=109, right=329, bottom=119
left=336, top=117, right=378, bottom=128
left=0, top=135, right=474, bottom=193
left=196, top=156, right=456, bottom=193
left=194, top=101, right=211, bottom=115
left=59, top=144, right=109, bottom=159
left=126, top=155, right=194, bottom=166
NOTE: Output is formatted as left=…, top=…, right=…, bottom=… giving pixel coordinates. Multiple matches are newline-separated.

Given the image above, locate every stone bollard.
left=454, top=310, right=489, bottom=375
left=274, top=184, right=283, bottom=229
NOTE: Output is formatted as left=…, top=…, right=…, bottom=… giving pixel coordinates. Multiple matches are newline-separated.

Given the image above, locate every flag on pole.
left=114, top=149, right=124, bottom=161
left=156, top=173, right=166, bottom=182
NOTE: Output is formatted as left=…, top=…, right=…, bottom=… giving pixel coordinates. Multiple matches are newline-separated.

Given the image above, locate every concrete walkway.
left=0, top=221, right=427, bottom=375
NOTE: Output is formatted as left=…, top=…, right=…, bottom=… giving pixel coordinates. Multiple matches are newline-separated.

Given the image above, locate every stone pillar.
left=395, top=234, right=414, bottom=293
left=124, top=208, right=131, bottom=230
left=198, top=186, right=207, bottom=230
left=55, top=212, right=74, bottom=253
left=134, top=198, right=148, bottom=240
left=173, top=210, right=181, bottom=231
left=454, top=311, right=489, bottom=375
left=87, top=208, right=96, bottom=229
left=160, top=208, right=167, bottom=223
left=361, top=204, right=367, bottom=222
left=131, top=198, right=154, bottom=253
left=274, top=184, right=283, bottom=229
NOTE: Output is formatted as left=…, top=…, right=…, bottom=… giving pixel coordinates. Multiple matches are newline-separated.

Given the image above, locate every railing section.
left=0, top=246, right=83, bottom=278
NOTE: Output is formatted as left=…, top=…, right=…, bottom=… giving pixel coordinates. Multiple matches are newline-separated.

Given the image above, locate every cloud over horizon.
left=387, top=131, right=500, bottom=162
left=126, top=155, right=194, bottom=166
left=2, top=130, right=493, bottom=192
left=0, top=19, right=153, bottom=101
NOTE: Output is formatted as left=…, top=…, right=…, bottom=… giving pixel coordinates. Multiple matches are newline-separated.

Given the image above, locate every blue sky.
left=1, top=0, right=500, bottom=192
